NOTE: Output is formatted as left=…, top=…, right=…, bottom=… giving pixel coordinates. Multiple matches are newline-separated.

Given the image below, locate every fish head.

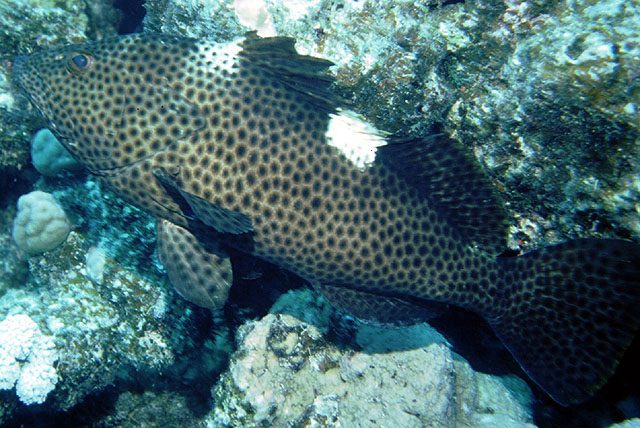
left=13, top=34, right=207, bottom=173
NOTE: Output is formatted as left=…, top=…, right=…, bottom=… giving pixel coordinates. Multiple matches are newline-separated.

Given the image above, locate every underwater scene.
left=0, top=0, right=639, bottom=427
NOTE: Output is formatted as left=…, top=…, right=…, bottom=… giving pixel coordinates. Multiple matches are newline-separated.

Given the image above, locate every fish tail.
left=489, top=238, right=640, bottom=406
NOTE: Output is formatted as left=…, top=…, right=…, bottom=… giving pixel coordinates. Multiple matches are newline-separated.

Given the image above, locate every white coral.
left=12, top=191, right=71, bottom=254
left=0, top=314, right=59, bottom=405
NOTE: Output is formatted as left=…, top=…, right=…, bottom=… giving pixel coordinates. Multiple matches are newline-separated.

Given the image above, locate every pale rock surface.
left=207, top=289, right=535, bottom=428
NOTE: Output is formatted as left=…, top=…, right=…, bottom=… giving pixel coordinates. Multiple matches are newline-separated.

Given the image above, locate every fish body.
left=13, top=34, right=496, bottom=311
left=13, top=33, right=640, bottom=406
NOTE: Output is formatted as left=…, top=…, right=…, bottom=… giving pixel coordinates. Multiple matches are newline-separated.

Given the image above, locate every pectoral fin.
left=157, top=219, right=233, bottom=309
left=153, top=166, right=253, bottom=234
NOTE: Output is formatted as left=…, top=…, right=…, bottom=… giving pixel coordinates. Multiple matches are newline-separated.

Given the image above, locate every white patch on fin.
left=325, top=109, right=388, bottom=171
left=198, top=39, right=243, bottom=74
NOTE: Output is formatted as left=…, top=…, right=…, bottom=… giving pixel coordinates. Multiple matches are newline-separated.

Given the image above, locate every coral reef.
left=0, top=231, right=28, bottom=298
left=1, top=230, right=172, bottom=411
left=0, top=225, right=230, bottom=422
left=143, top=0, right=244, bottom=41
left=83, top=0, right=122, bottom=40
left=95, top=391, right=206, bottom=428
left=0, top=0, right=637, bottom=427
left=454, top=0, right=640, bottom=247
left=0, top=175, right=233, bottom=424
left=0, top=0, right=89, bottom=63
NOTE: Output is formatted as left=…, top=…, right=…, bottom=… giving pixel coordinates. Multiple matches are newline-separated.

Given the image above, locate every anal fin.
left=317, top=284, right=447, bottom=327
left=157, top=219, right=233, bottom=309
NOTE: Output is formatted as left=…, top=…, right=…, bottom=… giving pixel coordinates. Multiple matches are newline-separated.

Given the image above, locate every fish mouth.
left=12, top=54, right=63, bottom=137
left=12, top=55, right=47, bottom=110
left=12, top=55, right=35, bottom=93
left=12, top=55, right=28, bottom=75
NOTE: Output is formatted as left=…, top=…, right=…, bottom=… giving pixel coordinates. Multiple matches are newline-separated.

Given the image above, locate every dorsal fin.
left=239, top=32, right=341, bottom=113
left=377, top=134, right=509, bottom=255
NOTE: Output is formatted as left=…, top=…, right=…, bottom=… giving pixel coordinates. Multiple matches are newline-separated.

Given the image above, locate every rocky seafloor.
left=0, top=0, right=639, bottom=427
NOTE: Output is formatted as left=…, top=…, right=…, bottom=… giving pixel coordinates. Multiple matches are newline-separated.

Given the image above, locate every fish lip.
left=12, top=55, right=28, bottom=73
left=11, top=55, right=30, bottom=89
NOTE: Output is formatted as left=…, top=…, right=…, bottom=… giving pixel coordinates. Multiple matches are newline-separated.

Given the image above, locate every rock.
left=95, top=391, right=205, bottom=428
left=608, top=419, right=640, bottom=428
left=0, top=231, right=29, bottom=298
left=0, top=227, right=232, bottom=421
left=143, top=0, right=244, bottom=41
left=207, top=289, right=535, bottom=428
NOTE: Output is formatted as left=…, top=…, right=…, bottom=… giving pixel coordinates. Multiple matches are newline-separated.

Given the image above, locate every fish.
left=12, top=32, right=640, bottom=406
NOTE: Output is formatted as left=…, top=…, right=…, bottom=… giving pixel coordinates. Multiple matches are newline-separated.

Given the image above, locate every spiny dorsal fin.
left=376, top=134, right=509, bottom=255
left=239, top=32, right=341, bottom=113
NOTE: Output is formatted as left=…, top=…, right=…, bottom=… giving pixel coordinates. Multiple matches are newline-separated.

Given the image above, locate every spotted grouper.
left=13, top=32, right=640, bottom=406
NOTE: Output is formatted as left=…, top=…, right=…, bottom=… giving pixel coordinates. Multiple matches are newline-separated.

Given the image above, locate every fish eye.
left=66, top=52, right=94, bottom=74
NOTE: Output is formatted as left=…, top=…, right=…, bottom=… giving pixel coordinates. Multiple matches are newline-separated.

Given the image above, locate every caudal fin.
left=490, top=239, right=640, bottom=406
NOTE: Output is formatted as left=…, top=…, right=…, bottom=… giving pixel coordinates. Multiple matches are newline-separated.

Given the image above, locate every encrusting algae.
left=12, top=32, right=640, bottom=406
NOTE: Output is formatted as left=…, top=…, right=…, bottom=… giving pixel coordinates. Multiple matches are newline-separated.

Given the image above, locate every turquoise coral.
left=30, top=129, right=80, bottom=176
